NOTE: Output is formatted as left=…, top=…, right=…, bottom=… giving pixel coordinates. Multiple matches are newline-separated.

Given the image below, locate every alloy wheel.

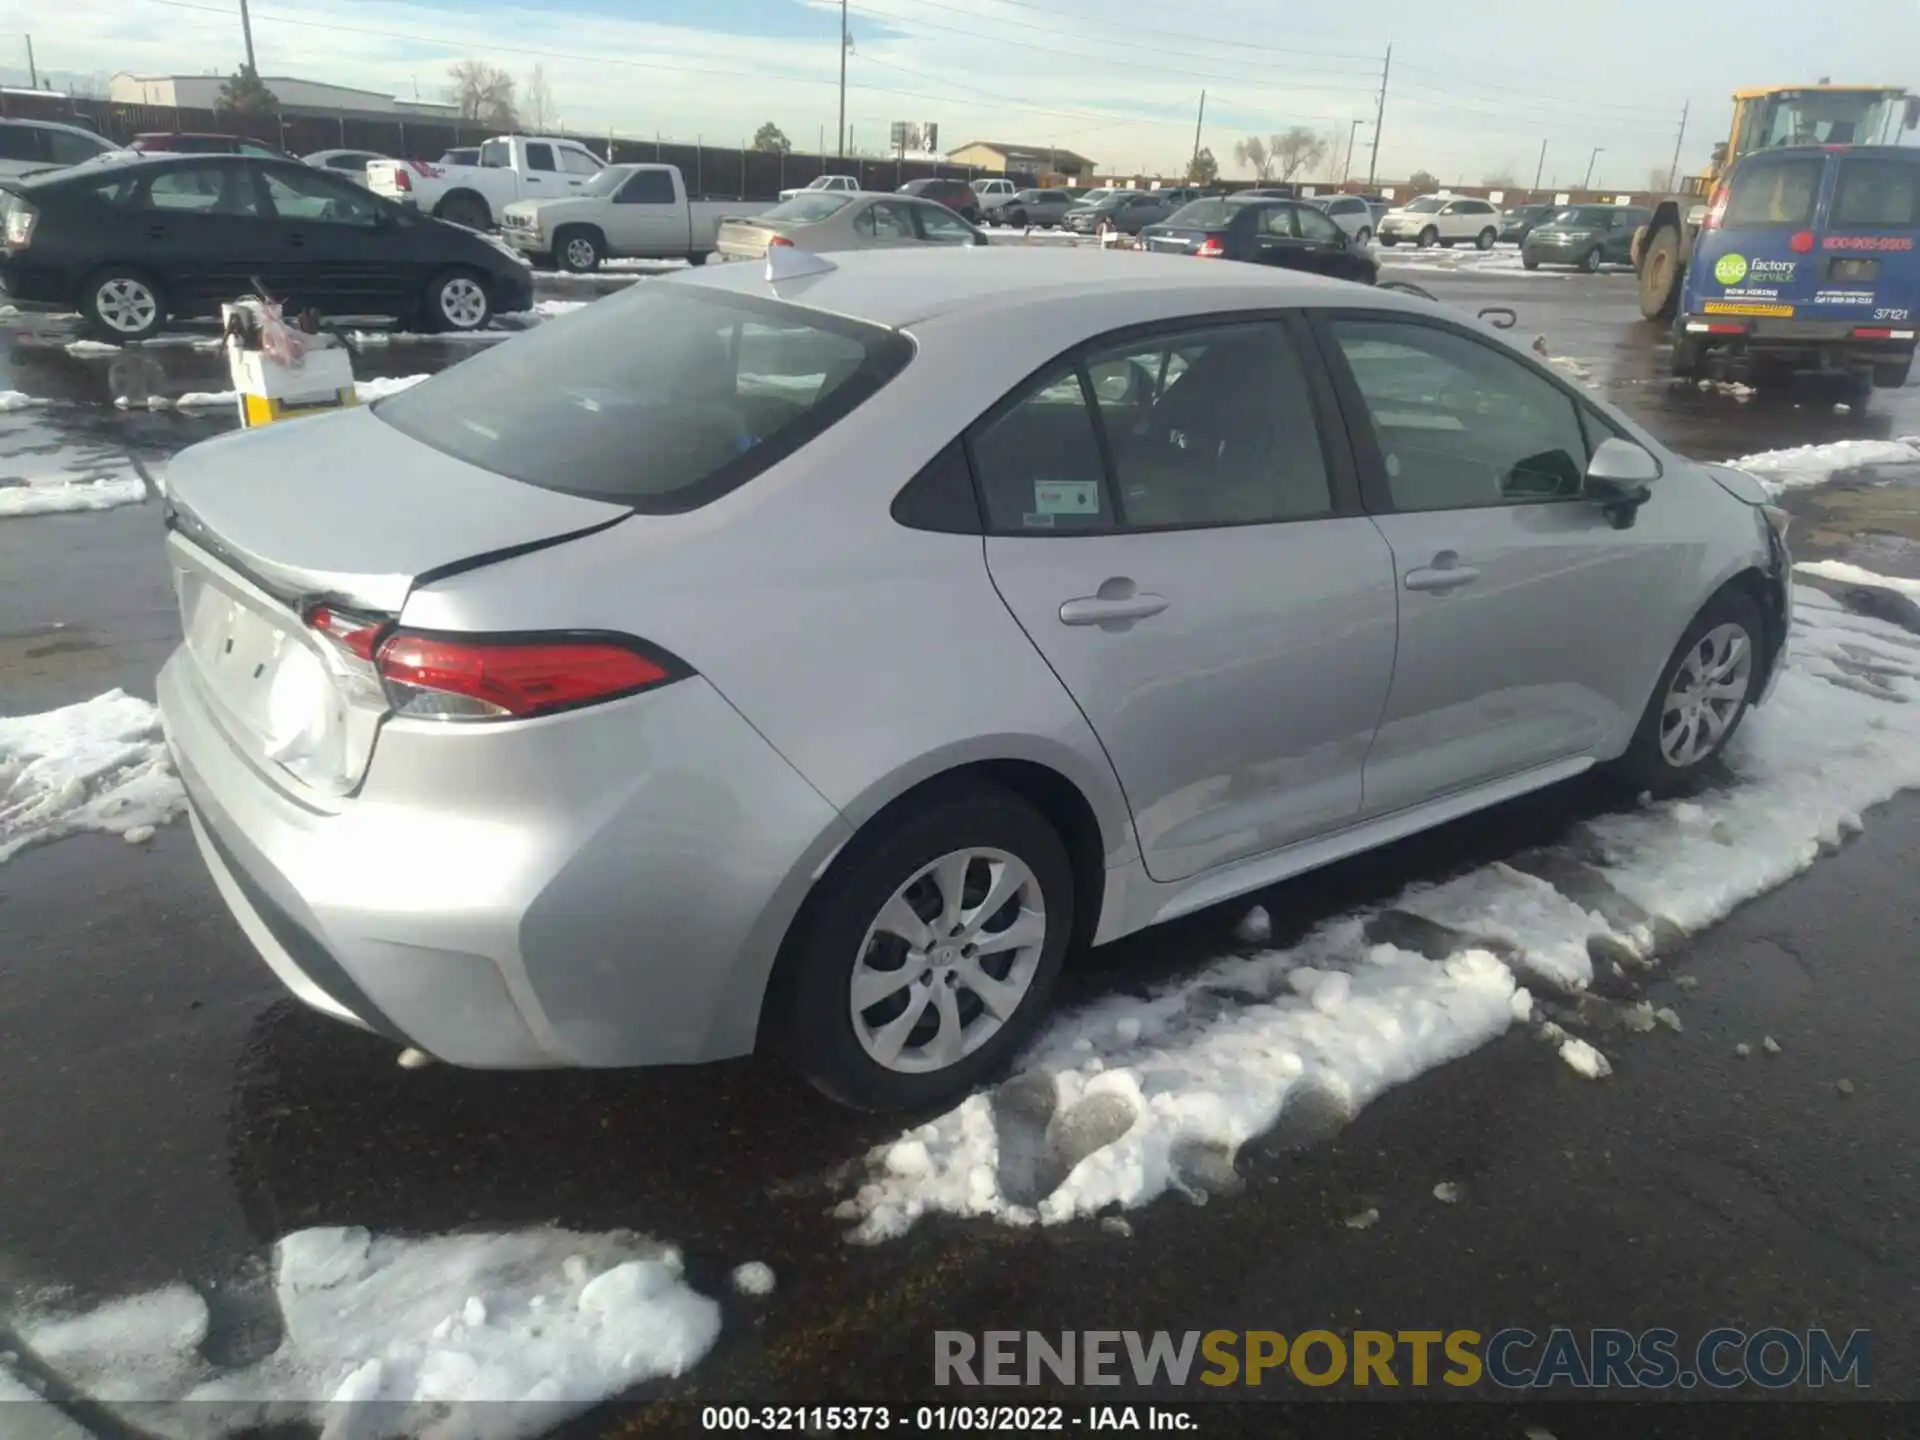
left=95, top=278, right=158, bottom=335
left=849, top=847, right=1047, bottom=1074
left=1659, top=622, right=1752, bottom=767
left=563, top=236, right=598, bottom=270
left=437, top=276, right=488, bottom=329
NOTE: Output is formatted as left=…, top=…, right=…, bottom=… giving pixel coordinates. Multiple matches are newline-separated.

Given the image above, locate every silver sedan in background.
left=157, top=249, right=1790, bottom=1113
left=716, top=191, right=988, bottom=260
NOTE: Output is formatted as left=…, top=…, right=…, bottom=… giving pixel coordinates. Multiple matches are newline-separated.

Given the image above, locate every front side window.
left=1296, top=206, right=1345, bottom=243
left=260, top=166, right=381, bottom=226
left=47, top=129, right=108, bottom=164
left=0, top=127, right=35, bottom=162
left=375, top=286, right=911, bottom=512
left=914, top=203, right=975, bottom=241
left=561, top=147, right=602, bottom=176
left=1083, top=322, right=1332, bottom=527
left=1330, top=319, right=1590, bottom=510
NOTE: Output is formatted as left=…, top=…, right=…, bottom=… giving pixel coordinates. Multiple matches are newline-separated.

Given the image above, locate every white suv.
left=1377, top=194, right=1501, bottom=249
left=970, top=177, right=1018, bottom=213
left=1310, top=194, right=1378, bottom=245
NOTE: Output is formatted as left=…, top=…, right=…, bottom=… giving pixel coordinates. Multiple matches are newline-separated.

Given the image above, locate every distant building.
left=946, top=140, right=1095, bottom=183
left=109, top=73, right=459, bottom=119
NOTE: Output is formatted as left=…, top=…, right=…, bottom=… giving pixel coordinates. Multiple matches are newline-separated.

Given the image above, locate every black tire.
left=1607, top=588, right=1766, bottom=794
left=775, top=785, right=1075, bottom=1112
left=1004, top=209, right=1027, bottom=227
left=685, top=251, right=712, bottom=267
left=434, top=192, right=491, bottom=231
left=1355, top=226, right=1372, bottom=246
left=1522, top=256, right=1541, bottom=271
left=1670, top=334, right=1704, bottom=379
left=1379, top=235, right=1399, bottom=247
left=81, top=267, right=168, bottom=343
left=1637, top=224, right=1683, bottom=320
left=422, top=267, right=493, bottom=333
left=1583, top=246, right=1604, bottom=274
left=554, top=226, right=602, bottom=273
left=1417, top=227, right=1439, bottom=247
left=1475, top=227, right=1496, bottom=250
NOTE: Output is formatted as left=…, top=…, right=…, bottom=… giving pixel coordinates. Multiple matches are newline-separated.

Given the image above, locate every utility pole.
left=1366, top=43, right=1391, bottom=187
left=1343, top=118, right=1365, bottom=183
left=24, top=34, right=36, bottom=89
left=1532, top=138, right=1547, bottom=191
left=1665, top=99, right=1690, bottom=191
left=836, top=0, right=848, bottom=157
left=1583, top=146, right=1603, bottom=189
left=1190, top=89, right=1205, bottom=176
left=238, top=0, right=257, bottom=72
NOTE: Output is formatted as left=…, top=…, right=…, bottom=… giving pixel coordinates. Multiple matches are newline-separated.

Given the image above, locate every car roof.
left=0, top=117, right=105, bottom=137
left=676, top=245, right=1427, bottom=329
left=12, top=150, right=295, bottom=190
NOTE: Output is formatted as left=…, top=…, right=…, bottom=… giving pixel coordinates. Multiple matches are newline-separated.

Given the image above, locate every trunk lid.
left=717, top=218, right=785, bottom=259
left=1141, top=226, right=1211, bottom=255
left=164, top=405, right=628, bottom=796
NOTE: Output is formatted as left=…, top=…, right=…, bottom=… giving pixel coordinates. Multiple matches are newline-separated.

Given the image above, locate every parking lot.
left=4, top=250, right=1920, bottom=1430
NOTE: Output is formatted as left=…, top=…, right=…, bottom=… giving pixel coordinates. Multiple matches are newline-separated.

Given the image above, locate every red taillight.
left=1703, top=321, right=1748, bottom=334
left=1789, top=229, right=1814, bottom=254
left=1702, top=182, right=1729, bottom=231
left=767, top=234, right=793, bottom=247
left=374, top=632, right=680, bottom=720
left=1853, top=326, right=1895, bottom=339
left=391, top=167, right=412, bottom=192
left=1195, top=235, right=1225, bottom=257
left=307, top=605, right=384, bottom=662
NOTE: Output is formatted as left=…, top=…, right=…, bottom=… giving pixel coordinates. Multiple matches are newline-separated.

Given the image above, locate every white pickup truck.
left=777, top=173, right=861, bottom=203
left=498, top=163, right=749, bottom=271
left=366, top=134, right=604, bottom=230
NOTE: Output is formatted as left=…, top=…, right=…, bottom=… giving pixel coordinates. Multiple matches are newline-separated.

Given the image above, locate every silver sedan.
left=157, top=248, right=1790, bottom=1112
left=717, top=191, right=987, bottom=260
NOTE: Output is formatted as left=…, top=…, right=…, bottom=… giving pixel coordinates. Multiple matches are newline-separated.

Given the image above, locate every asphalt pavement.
left=2, top=258, right=1917, bottom=1430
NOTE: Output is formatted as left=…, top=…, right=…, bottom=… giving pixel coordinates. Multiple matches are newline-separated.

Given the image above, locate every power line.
left=847, top=4, right=1379, bottom=91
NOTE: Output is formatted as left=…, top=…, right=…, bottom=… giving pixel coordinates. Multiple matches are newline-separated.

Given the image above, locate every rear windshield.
left=761, top=193, right=854, bottom=223
left=375, top=285, right=912, bottom=512
left=1830, top=157, right=1920, bottom=228
left=1166, top=199, right=1236, bottom=227
left=1724, top=156, right=1822, bottom=228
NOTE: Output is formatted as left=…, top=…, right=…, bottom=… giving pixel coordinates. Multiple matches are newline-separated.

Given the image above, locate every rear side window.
left=970, top=368, right=1116, bottom=533
left=46, top=129, right=106, bottom=164
left=1831, top=159, right=1920, bottom=228
left=479, top=140, right=509, bottom=168
left=764, top=192, right=853, bottom=223
left=1724, top=156, right=1822, bottom=227
left=0, top=126, right=36, bottom=162
left=374, top=286, right=912, bottom=513
left=525, top=143, right=556, bottom=172
left=1167, top=199, right=1234, bottom=227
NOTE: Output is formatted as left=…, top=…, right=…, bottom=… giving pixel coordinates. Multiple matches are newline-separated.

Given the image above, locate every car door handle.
left=1059, top=591, right=1169, bottom=626
left=1403, top=555, right=1481, bottom=592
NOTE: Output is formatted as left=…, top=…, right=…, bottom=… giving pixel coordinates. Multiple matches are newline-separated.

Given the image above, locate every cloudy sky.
left=3, top=0, right=1915, bottom=183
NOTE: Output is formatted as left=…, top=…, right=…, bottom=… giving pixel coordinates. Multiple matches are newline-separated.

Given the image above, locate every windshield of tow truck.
left=1743, top=90, right=1906, bottom=155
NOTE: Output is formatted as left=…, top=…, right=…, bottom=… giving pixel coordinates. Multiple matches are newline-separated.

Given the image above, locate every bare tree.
left=1271, top=126, right=1327, bottom=184
left=522, top=64, right=556, bottom=131
left=447, top=60, right=519, bottom=129
left=1233, top=135, right=1274, bottom=181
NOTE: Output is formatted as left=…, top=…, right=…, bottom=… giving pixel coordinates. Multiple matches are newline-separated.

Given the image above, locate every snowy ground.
left=839, top=580, right=1920, bottom=1240
left=4, top=1227, right=725, bottom=1439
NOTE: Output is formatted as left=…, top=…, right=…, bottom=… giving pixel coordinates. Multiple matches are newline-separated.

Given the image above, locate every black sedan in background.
left=0, top=154, right=532, bottom=341
left=1140, top=197, right=1379, bottom=284
left=1497, top=202, right=1558, bottom=245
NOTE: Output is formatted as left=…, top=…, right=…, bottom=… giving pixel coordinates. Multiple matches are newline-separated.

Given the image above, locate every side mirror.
left=1584, top=437, right=1660, bottom=521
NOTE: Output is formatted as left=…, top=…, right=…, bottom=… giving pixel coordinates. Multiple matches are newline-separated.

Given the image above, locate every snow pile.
left=353, top=373, right=432, bottom=401
left=730, top=1261, right=776, bottom=1297
left=1796, top=559, right=1920, bottom=600
left=0, top=690, right=185, bottom=863
left=65, top=339, right=122, bottom=355
left=113, top=391, right=237, bottom=412
left=0, top=389, right=48, bottom=411
left=12, top=1225, right=722, bottom=1438
left=839, top=582, right=1920, bottom=1240
left=1722, top=436, right=1920, bottom=495
left=0, top=454, right=147, bottom=518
